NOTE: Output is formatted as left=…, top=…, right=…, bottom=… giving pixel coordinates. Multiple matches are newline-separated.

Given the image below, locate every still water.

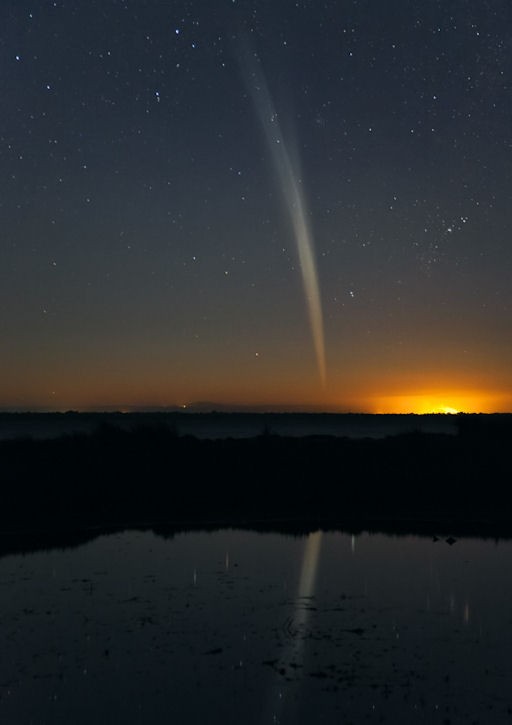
left=1, top=528, right=511, bottom=724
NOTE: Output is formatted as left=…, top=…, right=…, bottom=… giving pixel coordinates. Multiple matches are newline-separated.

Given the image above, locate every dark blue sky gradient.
left=2, top=0, right=512, bottom=411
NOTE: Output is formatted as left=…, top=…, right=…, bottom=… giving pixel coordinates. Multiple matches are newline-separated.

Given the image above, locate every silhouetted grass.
left=1, top=416, right=512, bottom=536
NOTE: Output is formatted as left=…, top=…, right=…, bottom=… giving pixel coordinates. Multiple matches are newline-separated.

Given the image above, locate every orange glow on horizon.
left=3, top=360, right=512, bottom=414
left=371, top=390, right=511, bottom=415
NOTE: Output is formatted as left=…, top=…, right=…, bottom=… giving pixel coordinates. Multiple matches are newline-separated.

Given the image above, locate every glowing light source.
left=372, top=390, right=507, bottom=414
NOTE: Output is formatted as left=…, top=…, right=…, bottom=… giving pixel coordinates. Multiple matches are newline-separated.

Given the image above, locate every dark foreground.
left=1, top=414, right=512, bottom=544
left=4, top=527, right=511, bottom=725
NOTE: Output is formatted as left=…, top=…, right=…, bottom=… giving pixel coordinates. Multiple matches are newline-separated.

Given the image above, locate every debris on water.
left=261, top=659, right=279, bottom=667
left=446, top=537, right=457, bottom=546
left=204, top=647, right=223, bottom=655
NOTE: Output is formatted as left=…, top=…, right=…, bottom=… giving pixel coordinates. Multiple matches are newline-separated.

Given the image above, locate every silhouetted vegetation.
left=1, top=414, right=512, bottom=540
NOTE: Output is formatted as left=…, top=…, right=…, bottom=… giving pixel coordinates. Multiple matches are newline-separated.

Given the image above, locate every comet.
left=240, top=48, right=327, bottom=385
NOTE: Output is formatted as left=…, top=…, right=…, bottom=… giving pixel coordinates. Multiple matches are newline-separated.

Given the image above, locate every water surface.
left=2, top=529, right=511, bottom=723
left=0, top=412, right=458, bottom=441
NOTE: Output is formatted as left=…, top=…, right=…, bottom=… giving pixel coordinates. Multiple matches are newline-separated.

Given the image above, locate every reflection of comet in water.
left=293, top=530, right=323, bottom=645
left=268, top=531, right=323, bottom=723
left=240, top=49, right=326, bottom=385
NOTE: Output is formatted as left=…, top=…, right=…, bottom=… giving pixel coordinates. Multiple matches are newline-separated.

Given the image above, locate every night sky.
left=2, top=0, right=512, bottom=413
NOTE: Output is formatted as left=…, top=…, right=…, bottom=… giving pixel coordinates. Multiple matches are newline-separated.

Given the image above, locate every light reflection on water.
left=1, top=528, right=512, bottom=724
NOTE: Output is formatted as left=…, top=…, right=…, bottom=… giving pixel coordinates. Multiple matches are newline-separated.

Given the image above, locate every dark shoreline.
left=0, top=410, right=467, bottom=440
left=0, top=513, right=511, bottom=561
left=1, top=413, right=512, bottom=554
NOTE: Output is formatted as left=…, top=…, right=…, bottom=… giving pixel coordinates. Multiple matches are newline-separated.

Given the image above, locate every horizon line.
left=0, top=407, right=509, bottom=416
